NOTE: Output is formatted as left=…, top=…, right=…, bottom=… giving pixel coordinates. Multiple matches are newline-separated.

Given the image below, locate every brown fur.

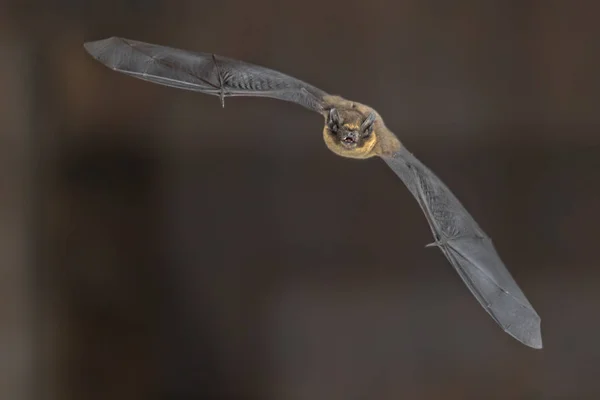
left=320, top=95, right=401, bottom=159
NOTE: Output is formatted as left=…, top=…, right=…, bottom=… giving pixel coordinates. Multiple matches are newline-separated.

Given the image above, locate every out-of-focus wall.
left=2, top=1, right=600, bottom=399
left=0, top=24, right=34, bottom=400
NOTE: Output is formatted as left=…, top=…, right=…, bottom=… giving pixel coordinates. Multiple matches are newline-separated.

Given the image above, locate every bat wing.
left=382, top=146, right=542, bottom=349
left=83, top=37, right=329, bottom=113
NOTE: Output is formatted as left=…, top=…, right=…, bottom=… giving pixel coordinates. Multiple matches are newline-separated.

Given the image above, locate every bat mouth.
left=340, top=132, right=358, bottom=147
left=341, top=138, right=357, bottom=148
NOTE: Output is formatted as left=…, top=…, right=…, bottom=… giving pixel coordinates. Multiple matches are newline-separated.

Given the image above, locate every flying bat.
left=83, top=37, right=542, bottom=349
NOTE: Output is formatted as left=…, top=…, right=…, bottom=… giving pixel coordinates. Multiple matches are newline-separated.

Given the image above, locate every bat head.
left=323, top=106, right=378, bottom=159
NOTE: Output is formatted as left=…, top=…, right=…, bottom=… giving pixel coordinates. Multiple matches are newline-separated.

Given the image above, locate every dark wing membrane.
left=83, top=37, right=329, bottom=113
left=382, top=146, right=542, bottom=349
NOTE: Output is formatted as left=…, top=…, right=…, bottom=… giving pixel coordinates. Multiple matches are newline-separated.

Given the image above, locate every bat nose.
left=343, top=131, right=358, bottom=140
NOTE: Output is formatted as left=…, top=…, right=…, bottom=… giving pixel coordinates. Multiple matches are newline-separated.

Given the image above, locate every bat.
left=83, top=37, right=542, bottom=349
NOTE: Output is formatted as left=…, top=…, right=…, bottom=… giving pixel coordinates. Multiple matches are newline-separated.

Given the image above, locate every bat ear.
left=361, top=112, right=376, bottom=132
left=329, top=108, right=343, bottom=123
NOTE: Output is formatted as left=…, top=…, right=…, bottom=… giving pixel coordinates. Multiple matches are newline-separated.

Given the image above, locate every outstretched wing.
left=83, top=37, right=329, bottom=113
left=382, top=146, right=542, bottom=349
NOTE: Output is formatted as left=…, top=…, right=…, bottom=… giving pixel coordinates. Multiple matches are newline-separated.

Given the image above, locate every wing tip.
left=83, top=37, right=131, bottom=66
left=508, top=315, right=543, bottom=350
left=521, top=334, right=543, bottom=350
left=84, top=36, right=116, bottom=57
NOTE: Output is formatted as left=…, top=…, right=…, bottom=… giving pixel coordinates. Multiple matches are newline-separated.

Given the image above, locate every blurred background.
left=1, top=0, right=599, bottom=399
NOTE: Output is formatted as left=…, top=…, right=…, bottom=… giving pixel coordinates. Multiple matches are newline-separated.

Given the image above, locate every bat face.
left=322, top=107, right=378, bottom=159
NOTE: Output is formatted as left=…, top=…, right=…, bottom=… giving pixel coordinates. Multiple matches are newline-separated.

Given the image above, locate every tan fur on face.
left=322, top=127, right=378, bottom=159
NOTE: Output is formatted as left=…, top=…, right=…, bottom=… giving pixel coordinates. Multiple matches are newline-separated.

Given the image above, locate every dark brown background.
left=1, top=1, right=599, bottom=399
